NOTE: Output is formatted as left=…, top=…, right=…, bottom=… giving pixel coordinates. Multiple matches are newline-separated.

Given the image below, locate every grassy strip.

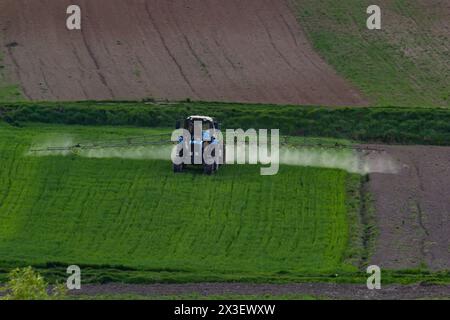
left=1, top=262, right=450, bottom=285
left=343, top=174, right=364, bottom=268
left=344, top=175, right=378, bottom=269
left=359, top=176, right=377, bottom=267
left=1, top=101, right=450, bottom=145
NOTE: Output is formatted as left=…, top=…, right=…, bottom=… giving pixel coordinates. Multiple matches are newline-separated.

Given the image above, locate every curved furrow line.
left=145, top=2, right=200, bottom=100
left=79, top=21, right=115, bottom=99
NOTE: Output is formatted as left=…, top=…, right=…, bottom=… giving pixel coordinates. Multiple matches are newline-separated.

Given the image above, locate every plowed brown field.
left=366, top=145, right=450, bottom=270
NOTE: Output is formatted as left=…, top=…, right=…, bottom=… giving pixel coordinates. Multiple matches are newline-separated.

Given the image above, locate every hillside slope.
left=292, top=0, right=450, bottom=107
left=0, top=0, right=365, bottom=105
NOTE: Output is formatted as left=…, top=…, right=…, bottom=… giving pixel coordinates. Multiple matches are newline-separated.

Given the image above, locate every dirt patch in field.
left=71, top=282, right=450, bottom=300
left=364, top=145, right=450, bottom=270
left=0, top=0, right=366, bottom=105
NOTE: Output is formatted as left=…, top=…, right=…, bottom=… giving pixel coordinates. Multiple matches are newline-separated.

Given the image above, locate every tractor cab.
left=174, top=115, right=224, bottom=174
left=176, top=116, right=219, bottom=134
left=176, top=115, right=221, bottom=144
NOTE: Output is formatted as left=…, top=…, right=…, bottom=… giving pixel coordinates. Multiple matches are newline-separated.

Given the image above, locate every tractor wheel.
left=173, top=163, right=183, bottom=173
left=203, top=163, right=214, bottom=175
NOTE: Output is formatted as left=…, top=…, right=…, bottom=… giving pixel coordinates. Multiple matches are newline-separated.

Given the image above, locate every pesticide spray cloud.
left=26, top=136, right=172, bottom=160
left=278, top=147, right=399, bottom=174
left=28, top=136, right=173, bottom=161
left=79, top=145, right=172, bottom=161
left=27, top=136, right=75, bottom=157
left=29, top=137, right=399, bottom=175
left=230, top=143, right=399, bottom=174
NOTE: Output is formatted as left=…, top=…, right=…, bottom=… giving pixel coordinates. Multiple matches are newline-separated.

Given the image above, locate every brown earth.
left=71, top=282, right=450, bottom=300
left=0, top=0, right=366, bottom=105
left=365, top=145, right=450, bottom=270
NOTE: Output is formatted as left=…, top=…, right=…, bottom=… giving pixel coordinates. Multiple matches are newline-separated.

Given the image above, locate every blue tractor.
left=174, top=115, right=224, bottom=174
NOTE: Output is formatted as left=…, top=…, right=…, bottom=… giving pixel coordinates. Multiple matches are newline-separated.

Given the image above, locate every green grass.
left=0, top=45, right=23, bottom=101
left=0, top=123, right=356, bottom=282
left=0, top=84, right=22, bottom=102
left=291, top=0, right=450, bottom=107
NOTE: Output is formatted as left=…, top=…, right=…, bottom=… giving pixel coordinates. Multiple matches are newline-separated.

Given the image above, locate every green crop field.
left=0, top=123, right=360, bottom=283
left=292, top=0, right=450, bottom=107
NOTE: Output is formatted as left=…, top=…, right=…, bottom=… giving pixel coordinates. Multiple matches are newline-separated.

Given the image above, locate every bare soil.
left=0, top=0, right=366, bottom=105
left=71, top=282, right=450, bottom=300
left=365, top=145, right=450, bottom=270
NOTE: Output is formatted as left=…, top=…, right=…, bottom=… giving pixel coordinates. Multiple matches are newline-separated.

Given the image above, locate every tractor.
left=173, top=115, right=225, bottom=174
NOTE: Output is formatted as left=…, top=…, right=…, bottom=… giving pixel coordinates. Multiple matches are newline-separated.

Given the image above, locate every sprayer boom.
left=29, top=133, right=172, bottom=153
